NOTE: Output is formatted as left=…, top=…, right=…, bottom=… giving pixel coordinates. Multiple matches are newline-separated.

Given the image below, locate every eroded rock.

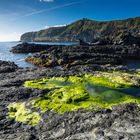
left=0, top=60, right=140, bottom=140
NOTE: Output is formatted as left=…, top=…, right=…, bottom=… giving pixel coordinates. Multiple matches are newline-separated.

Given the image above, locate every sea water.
left=0, top=41, right=77, bottom=68
left=0, top=41, right=140, bottom=97
left=0, top=41, right=140, bottom=69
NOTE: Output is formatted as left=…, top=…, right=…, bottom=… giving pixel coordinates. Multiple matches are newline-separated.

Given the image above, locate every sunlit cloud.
left=0, top=32, right=21, bottom=42
left=39, top=0, right=54, bottom=2
left=45, top=24, right=67, bottom=29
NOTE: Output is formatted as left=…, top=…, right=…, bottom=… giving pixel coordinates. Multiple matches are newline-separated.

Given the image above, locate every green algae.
left=89, top=90, right=140, bottom=108
left=32, top=85, right=92, bottom=113
left=25, top=72, right=140, bottom=90
left=32, top=87, right=140, bottom=113
left=8, top=72, right=140, bottom=125
left=85, top=73, right=140, bottom=88
left=8, top=102, right=41, bottom=126
left=24, top=72, right=140, bottom=113
left=24, top=77, right=70, bottom=89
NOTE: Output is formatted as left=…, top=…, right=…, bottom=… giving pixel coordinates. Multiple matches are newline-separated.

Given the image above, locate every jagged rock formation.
left=21, top=17, right=140, bottom=42
left=0, top=60, right=18, bottom=73
left=24, top=44, right=140, bottom=68
left=10, top=42, right=69, bottom=53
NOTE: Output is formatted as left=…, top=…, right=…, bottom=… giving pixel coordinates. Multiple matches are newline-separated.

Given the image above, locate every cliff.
left=21, top=17, right=140, bottom=42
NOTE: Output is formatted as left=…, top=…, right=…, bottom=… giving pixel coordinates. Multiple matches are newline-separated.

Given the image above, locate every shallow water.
left=124, top=59, right=140, bottom=69
left=0, top=42, right=34, bottom=68
left=86, top=84, right=140, bottom=98
left=0, top=41, right=140, bottom=70
left=0, top=41, right=77, bottom=68
left=0, top=42, right=140, bottom=103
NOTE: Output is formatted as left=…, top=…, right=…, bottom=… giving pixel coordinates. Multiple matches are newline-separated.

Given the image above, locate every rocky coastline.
left=10, top=42, right=70, bottom=53
left=0, top=60, right=140, bottom=139
left=2, top=21, right=140, bottom=139
left=11, top=43, right=140, bottom=68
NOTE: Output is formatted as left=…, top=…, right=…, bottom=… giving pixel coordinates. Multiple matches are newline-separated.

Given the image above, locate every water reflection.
left=85, top=82, right=140, bottom=98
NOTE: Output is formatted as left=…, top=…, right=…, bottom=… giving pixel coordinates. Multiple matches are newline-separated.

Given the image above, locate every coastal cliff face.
left=21, top=17, right=140, bottom=42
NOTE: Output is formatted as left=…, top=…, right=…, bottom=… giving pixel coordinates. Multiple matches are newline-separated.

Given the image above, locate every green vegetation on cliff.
left=21, top=17, right=140, bottom=42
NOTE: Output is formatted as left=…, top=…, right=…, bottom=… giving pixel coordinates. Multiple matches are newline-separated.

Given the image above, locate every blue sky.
left=0, top=0, right=140, bottom=41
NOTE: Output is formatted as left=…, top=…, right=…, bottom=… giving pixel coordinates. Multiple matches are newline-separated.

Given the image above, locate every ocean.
left=0, top=41, right=76, bottom=68
left=0, top=41, right=140, bottom=69
left=0, top=42, right=140, bottom=98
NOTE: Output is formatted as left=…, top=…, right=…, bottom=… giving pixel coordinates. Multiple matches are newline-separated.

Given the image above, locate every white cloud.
left=45, top=24, right=67, bottom=29
left=0, top=32, right=21, bottom=42
left=39, top=0, right=54, bottom=2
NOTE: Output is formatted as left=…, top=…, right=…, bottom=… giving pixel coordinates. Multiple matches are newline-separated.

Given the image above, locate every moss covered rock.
left=24, top=72, right=140, bottom=89
left=8, top=102, right=41, bottom=126
left=8, top=72, right=140, bottom=125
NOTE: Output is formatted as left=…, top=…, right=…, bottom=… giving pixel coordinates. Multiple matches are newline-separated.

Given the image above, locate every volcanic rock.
left=0, top=60, right=139, bottom=139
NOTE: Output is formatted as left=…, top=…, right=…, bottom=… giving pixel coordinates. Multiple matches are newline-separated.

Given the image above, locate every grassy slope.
left=21, top=17, right=140, bottom=42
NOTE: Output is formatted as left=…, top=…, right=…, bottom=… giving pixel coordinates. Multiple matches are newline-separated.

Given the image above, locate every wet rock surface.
left=10, top=42, right=70, bottom=53
left=0, top=60, right=18, bottom=73
left=11, top=34, right=140, bottom=68
left=0, top=60, right=140, bottom=140
left=24, top=44, right=140, bottom=68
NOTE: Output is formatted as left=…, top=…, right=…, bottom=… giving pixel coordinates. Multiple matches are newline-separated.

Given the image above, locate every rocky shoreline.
left=0, top=60, right=140, bottom=139
left=14, top=43, right=140, bottom=68
left=10, top=42, right=70, bottom=53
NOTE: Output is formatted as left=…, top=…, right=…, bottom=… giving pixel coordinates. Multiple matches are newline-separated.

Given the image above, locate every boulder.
left=0, top=60, right=18, bottom=73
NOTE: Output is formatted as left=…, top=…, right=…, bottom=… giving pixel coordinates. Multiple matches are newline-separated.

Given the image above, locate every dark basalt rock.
left=79, top=38, right=109, bottom=46
left=25, top=44, right=140, bottom=68
left=0, top=60, right=139, bottom=139
left=0, top=60, right=18, bottom=73
left=79, top=39, right=91, bottom=46
left=92, top=31, right=140, bottom=46
left=111, top=31, right=140, bottom=45
left=10, top=42, right=69, bottom=53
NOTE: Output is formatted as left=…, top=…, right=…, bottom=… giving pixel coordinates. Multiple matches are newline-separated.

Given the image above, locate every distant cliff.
left=21, top=17, right=140, bottom=42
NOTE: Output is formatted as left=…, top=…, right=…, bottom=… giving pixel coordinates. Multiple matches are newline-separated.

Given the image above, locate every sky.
left=0, top=0, right=140, bottom=41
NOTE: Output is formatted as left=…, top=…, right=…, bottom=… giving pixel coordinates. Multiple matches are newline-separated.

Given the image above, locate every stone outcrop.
left=24, top=44, right=140, bottom=68
left=94, top=30, right=140, bottom=46
left=0, top=60, right=140, bottom=140
left=10, top=42, right=69, bottom=53
left=0, top=60, right=18, bottom=73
